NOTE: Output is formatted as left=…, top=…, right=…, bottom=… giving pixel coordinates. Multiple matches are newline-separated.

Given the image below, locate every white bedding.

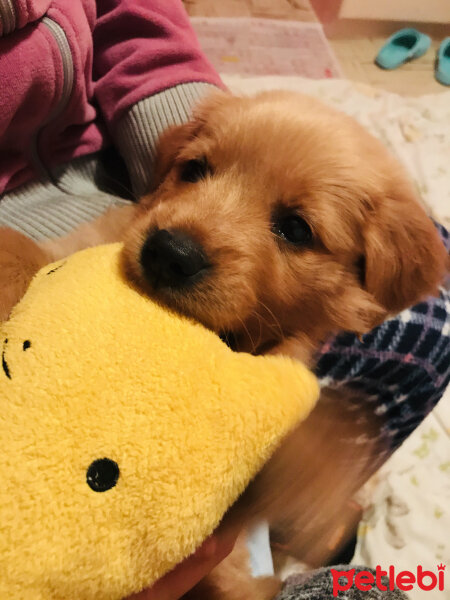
left=222, top=75, right=450, bottom=599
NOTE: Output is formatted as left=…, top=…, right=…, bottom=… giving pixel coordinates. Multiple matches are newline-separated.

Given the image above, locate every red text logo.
left=331, top=564, right=446, bottom=596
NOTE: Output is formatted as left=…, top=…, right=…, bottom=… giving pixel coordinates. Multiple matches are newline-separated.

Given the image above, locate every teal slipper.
left=375, top=28, right=431, bottom=70
left=436, top=37, right=450, bottom=86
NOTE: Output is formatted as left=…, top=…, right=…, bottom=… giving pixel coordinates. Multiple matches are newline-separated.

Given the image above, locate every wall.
left=310, top=0, right=450, bottom=24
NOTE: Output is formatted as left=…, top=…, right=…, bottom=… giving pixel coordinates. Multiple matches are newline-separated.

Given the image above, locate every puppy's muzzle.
left=140, top=229, right=210, bottom=289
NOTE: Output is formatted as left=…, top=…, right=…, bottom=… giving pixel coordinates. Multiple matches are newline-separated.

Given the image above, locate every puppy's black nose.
left=140, top=229, right=209, bottom=288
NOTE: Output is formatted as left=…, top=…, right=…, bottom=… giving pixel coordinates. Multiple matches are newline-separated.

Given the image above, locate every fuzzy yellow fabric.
left=0, top=244, right=319, bottom=600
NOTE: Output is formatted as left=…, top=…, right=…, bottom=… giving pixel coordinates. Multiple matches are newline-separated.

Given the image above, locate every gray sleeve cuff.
left=114, top=82, right=219, bottom=197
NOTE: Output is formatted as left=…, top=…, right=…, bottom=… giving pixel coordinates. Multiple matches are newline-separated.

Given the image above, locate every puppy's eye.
left=180, top=158, right=211, bottom=183
left=272, top=215, right=312, bottom=246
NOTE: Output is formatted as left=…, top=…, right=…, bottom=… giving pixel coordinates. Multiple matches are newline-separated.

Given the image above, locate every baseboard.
left=324, top=19, right=450, bottom=40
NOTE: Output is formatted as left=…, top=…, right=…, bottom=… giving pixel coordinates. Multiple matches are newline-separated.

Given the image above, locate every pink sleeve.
left=93, top=0, right=224, bottom=132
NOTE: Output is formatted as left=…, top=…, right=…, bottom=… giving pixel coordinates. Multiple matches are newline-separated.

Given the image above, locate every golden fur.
left=121, top=91, right=447, bottom=360
left=0, top=91, right=447, bottom=599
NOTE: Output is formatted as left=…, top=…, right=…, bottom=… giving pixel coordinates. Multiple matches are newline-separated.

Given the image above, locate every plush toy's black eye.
left=23, top=340, right=31, bottom=351
left=272, top=214, right=312, bottom=247
left=86, top=458, right=120, bottom=492
left=179, top=158, right=211, bottom=183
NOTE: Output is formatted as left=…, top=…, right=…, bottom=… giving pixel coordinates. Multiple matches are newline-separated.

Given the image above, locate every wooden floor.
left=183, top=0, right=448, bottom=96
left=330, top=36, right=445, bottom=96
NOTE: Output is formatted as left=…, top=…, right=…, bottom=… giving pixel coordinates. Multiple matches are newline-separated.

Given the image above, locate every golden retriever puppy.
left=121, top=91, right=447, bottom=361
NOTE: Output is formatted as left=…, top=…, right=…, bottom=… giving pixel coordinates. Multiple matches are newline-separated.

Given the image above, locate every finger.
left=126, top=525, right=241, bottom=600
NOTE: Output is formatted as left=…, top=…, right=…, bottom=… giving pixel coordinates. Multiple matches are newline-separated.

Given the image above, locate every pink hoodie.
left=0, top=0, right=222, bottom=194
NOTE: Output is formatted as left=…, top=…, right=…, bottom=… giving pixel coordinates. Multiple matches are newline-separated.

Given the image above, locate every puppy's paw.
left=0, top=228, right=48, bottom=322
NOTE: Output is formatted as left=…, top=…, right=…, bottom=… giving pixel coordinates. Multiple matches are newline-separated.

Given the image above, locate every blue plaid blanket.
left=315, top=223, right=449, bottom=459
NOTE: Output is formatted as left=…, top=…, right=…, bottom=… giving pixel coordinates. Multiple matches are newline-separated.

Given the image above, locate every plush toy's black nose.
left=140, top=229, right=210, bottom=288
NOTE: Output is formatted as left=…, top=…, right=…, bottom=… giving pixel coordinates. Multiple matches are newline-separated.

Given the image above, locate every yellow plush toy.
left=0, top=244, right=319, bottom=600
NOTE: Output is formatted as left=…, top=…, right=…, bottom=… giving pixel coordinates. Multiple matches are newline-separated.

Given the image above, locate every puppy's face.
left=123, top=91, right=447, bottom=354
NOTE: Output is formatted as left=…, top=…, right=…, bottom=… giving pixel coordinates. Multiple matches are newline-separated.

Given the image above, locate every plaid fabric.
left=315, top=223, right=450, bottom=457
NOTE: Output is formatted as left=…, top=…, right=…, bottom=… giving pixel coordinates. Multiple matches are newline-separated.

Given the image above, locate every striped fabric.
left=115, top=82, right=217, bottom=197
left=0, top=154, right=130, bottom=241
left=315, top=223, right=450, bottom=458
left=0, top=82, right=216, bottom=240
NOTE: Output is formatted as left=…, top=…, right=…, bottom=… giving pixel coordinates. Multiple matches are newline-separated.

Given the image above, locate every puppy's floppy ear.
left=150, top=121, right=199, bottom=191
left=149, top=90, right=231, bottom=193
left=363, top=185, right=448, bottom=314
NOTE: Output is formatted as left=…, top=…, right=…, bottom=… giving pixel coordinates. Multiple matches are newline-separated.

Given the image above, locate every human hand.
left=125, top=523, right=240, bottom=600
